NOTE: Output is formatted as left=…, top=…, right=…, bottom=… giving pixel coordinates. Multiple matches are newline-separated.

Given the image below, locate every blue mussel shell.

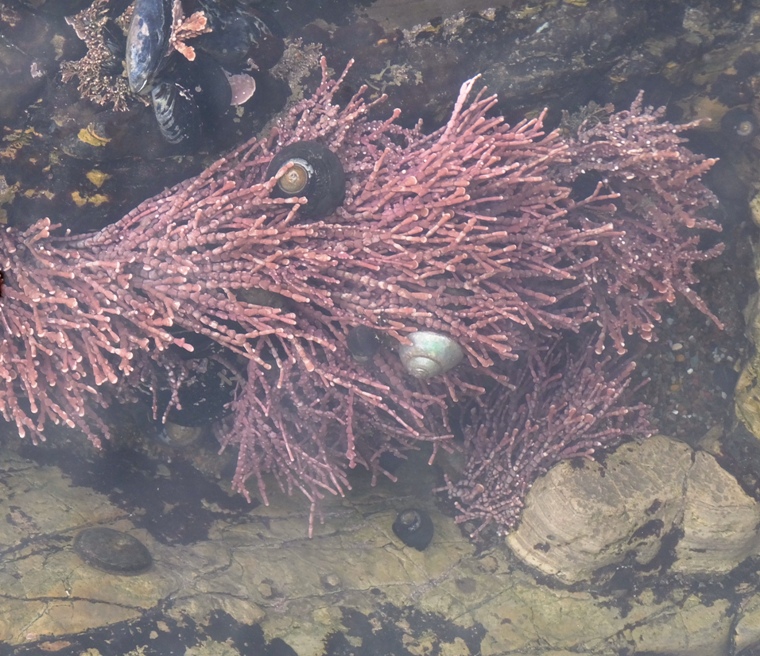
left=126, top=0, right=172, bottom=95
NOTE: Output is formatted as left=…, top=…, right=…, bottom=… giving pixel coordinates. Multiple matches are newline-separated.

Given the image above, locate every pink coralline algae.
left=0, top=60, right=721, bottom=535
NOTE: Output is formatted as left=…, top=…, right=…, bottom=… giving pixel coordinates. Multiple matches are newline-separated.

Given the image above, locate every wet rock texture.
left=737, top=275, right=760, bottom=437
left=0, top=445, right=760, bottom=656
left=507, top=435, right=760, bottom=584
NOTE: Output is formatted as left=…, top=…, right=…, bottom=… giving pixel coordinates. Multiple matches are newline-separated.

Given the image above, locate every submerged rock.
left=507, top=435, right=760, bottom=584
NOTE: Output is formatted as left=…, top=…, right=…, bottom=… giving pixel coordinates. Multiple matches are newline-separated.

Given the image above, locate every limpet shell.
left=73, top=527, right=153, bottom=575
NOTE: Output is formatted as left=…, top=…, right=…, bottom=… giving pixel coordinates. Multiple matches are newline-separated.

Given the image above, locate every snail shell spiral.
left=398, top=330, right=464, bottom=379
left=721, top=107, right=759, bottom=144
left=266, top=141, right=346, bottom=218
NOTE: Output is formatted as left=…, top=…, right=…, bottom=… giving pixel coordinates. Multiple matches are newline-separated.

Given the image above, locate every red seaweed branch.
left=0, top=60, right=720, bottom=533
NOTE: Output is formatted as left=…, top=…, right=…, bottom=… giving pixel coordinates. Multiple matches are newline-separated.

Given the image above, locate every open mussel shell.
left=126, top=0, right=172, bottom=95
left=266, top=141, right=346, bottom=219
left=398, top=330, right=464, bottom=379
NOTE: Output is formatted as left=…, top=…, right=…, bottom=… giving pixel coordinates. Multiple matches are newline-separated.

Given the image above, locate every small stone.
left=321, top=573, right=341, bottom=590
left=506, top=435, right=760, bottom=583
left=477, top=554, right=499, bottom=573
left=257, top=582, right=274, bottom=598
left=675, top=452, right=760, bottom=574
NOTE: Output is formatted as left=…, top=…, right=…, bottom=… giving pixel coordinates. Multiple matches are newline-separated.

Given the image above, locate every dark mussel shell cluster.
left=126, top=0, right=284, bottom=148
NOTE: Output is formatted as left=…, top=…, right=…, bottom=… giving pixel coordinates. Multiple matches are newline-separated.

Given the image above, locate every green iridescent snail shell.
left=266, top=141, right=346, bottom=218
left=398, top=330, right=464, bottom=379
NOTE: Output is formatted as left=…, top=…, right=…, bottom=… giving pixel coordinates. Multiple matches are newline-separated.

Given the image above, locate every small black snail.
left=392, top=508, right=434, bottom=551
left=266, top=141, right=346, bottom=218
left=347, top=326, right=380, bottom=362
left=720, top=107, right=758, bottom=144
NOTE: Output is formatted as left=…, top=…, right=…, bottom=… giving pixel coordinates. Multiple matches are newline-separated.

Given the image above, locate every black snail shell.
left=347, top=326, right=380, bottom=362
left=152, top=352, right=236, bottom=427
left=392, top=509, right=434, bottom=551
left=720, top=107, right=759, bottom=144
left=266, top=141, right=346, bottom=219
